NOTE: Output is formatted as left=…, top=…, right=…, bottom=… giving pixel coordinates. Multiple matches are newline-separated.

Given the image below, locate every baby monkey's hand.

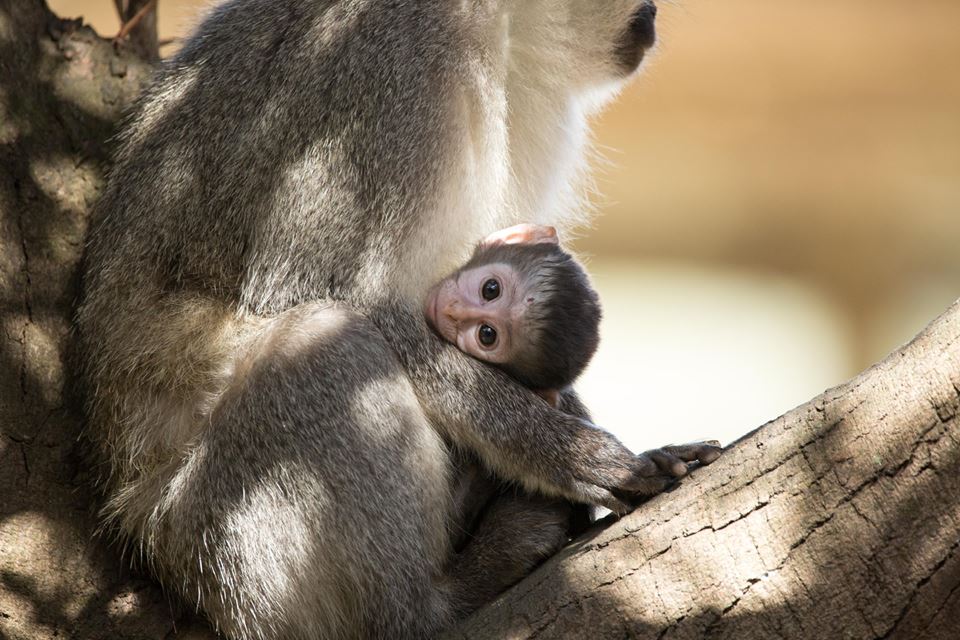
left=568, top=433, right=723, bottom=515
left=642, top=441, right=724, bottom=478
left=619, top=441, right=724, bottom=510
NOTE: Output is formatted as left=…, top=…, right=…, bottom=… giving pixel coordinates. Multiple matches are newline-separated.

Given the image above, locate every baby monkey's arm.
left=557, top=388, right=722, bottom=481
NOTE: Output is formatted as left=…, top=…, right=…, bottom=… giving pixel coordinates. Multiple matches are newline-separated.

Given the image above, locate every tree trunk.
left=1, top=3, right=957, bottom=639
left=0, top=2, right=209, bottom=637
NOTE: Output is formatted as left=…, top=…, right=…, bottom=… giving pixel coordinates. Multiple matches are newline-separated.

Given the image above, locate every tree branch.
left=447, top=301, right=960, bottom=639
left=114, top=0, right=159, bottom=62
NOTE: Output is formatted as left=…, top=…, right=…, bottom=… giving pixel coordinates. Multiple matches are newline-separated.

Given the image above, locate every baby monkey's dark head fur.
left=463, top=242, right=602, bottom=391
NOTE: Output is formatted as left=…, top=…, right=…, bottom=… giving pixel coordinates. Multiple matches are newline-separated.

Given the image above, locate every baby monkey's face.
left=424, top=262, right=533, bottom=366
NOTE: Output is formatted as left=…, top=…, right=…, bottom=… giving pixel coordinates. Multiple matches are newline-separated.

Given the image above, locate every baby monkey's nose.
left=444, top=300, right=466, bottom=322
left=445, top=300, right=481, bottom=325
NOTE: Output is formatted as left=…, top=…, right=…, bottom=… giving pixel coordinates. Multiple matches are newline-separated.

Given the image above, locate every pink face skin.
left=424, top=262, right=532, bottom=366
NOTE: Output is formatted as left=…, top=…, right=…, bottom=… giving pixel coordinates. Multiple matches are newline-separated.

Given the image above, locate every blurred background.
left=53, top=0, right=960, bottom=450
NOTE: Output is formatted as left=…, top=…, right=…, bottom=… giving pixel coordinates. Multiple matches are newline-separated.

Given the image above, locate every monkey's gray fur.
left=77, top=1, right=719, bottom=638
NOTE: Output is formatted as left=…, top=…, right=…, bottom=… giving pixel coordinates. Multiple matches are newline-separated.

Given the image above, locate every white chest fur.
left=397, top=9, right=596, bottom=299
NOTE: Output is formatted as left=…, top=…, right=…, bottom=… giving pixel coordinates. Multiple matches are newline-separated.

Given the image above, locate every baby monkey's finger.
left=662, top=442, right=724, bottom=465
left=646, top=449, right=688, bottom=478
left=620, top=452, right=660, bottom=478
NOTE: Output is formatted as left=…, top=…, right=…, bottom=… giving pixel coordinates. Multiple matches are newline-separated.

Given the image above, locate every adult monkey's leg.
left=150, top=304, right=457, bottom=639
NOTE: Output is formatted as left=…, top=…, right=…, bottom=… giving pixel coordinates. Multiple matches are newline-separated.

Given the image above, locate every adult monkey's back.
left=78, top=1, right=679, bottom=638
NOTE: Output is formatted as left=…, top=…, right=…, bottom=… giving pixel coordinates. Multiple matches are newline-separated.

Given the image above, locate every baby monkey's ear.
left=481, top=223, right=559, bottom=248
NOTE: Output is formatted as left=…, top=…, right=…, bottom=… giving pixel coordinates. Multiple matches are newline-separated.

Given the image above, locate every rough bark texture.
left=1, top=3, right=958, bottom=639
left=0, top=2, right=210, bottom=637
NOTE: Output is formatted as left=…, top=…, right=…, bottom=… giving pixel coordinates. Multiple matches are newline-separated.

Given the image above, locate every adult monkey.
left=78, top=1, right=718, bottom=638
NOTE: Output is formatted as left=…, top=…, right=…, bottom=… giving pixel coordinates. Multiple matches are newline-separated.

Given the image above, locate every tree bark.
left=1, top=3, right=957, bottom=639
left=0, top=2, right=209, bottom=637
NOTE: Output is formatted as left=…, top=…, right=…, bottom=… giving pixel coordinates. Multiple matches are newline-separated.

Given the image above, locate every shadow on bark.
left=0, top=2, right=206, bottom=637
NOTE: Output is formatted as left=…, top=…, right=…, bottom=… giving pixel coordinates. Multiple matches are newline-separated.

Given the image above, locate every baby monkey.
left=424, top=224, right=600, bottom=406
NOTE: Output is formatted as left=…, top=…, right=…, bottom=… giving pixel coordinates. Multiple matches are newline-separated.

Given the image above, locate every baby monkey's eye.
left=481, top=279, right=500, bottom=301
left=478, top=324, right=497, bottom=347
